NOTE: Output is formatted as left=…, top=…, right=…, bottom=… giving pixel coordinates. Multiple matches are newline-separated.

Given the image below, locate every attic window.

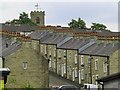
left=23, top=62, right=28, bottom=69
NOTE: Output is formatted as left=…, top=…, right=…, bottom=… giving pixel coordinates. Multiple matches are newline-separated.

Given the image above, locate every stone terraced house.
left=29, top=29, right=120, bottom=87
left=0, top=23, right=120, bottom=89
left=0, top=27, right=49, bottom=88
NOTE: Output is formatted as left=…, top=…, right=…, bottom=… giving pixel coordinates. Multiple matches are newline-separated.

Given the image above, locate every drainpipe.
left=107, top=56, right=110, bottom=76
left=46, top=44, right=49, bottom=58
left=55, top=45, right=57, bottom=73
left=39, top=40, right=40, bottom=54
left=66, top=49, right=67, bottom=78
left=2, top=58, right=5, bottom=68
left=77, top=50, right=79, bottom=83
left=89, top=56, right=93, bottom=84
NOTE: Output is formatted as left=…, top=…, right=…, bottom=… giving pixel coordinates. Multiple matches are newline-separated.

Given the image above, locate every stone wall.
left=4, top=41, right=48, bottom=88
left=110, top=49, right=120, bottom=75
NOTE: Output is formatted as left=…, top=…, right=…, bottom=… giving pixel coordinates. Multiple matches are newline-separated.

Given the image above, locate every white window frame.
left=69, top=66, right=72, bottom=75
left=74, top=67, right=78, bottom=77
left=103, top=61, right=107, bottom=73
left=95, top=59, right=99, bottom=70
left=81, top=69, right=84, bottom=80
left=63, top=63, right=66, bottom=74
left=95, top=75, right=99, bottom=85
left=75, top=54, right=77, bottom=64
left=81, top=55, right=84, bottom=65
left=64, top=50, right=66, bottom=56
left=23, top=62, right=28, bottom=69
left=49, top=58, right=52, bottom=68
left=61, top=64, right=64, bottom=77
left=72, top=68, right=75, bottom=81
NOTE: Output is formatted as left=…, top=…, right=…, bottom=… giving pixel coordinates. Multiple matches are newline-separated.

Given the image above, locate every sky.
left=0, top=0, right=119, bottom=32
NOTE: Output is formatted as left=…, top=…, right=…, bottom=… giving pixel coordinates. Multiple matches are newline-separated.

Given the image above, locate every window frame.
left=75, top=54, right=78, bottom=64
left=23, top=62, right=28, bottom=70
left=81, top=55, right=84, bottom=66
left=81, top=69, right=84, bottom=80
left=95, top=59, right=99, bottom=70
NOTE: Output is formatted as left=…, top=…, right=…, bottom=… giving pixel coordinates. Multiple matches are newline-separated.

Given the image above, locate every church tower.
left=30, top=4, right=45, bottom=26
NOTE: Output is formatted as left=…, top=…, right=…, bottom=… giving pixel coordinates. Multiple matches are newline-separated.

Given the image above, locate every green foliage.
left=68, top=18, right=86, bottom=29
left=5, top=12, right=37, bottom=26
left=68, top=18, right=108, bottom=31
left=23, top=82, right=34, bottom=90
left=91, top=23, right=107, bottom=30
left=9, top=77, right=16, bottom=84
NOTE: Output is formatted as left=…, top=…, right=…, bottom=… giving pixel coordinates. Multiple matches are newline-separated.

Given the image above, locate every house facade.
left=0, top=31, right=49, bottom=88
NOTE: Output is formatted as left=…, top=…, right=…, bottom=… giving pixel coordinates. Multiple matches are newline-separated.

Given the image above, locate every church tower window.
left=36, top=17, right=40, bottom=24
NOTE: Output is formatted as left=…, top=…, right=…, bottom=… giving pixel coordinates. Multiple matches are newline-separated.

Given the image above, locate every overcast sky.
left=0, top=0, right=119, bottom=32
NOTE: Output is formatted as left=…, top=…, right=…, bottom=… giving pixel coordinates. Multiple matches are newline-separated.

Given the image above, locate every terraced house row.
left=0, top=24, right=49, bottom=88
left=29, top=27, right=120, bottom=86
left=0, top=24, right=120, bottom=88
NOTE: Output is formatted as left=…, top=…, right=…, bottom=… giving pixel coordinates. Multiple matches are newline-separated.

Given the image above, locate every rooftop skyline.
left=0, top=0, right=119, bottom=32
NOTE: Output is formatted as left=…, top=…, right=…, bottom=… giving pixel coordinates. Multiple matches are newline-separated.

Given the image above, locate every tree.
left=5, top=12, right=37, bottom=26
left=77, top=18, right=86, bottom=29
left=11, top=19, right=21, bottom=24
left=68, top=19, right=78, bottom=28
left=91, top=23, right=107, bottom=30
left=68, top=18, right=86, bottom=29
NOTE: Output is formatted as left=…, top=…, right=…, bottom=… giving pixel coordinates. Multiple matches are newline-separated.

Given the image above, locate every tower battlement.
left=30, top=10, right=45, bottom=26
left=31, top=11, right=45, bottom=14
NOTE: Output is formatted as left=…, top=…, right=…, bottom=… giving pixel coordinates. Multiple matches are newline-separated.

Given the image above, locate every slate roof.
left=58, top=38, right=91, bottom=50
left=2, top=42, right=22, bottom=57
left=96, top=72, right=120, bottom=82
left=97, top=30, right=120, bottom=37
left=29, top=31, right=52, bottom=40
left=1, top=23, right=37, bottom=32
left=80, top=42, right=120, bottom=56
left=0, top=36, right=22, bottom=57
left=40, top=34, right=70, bottom=45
